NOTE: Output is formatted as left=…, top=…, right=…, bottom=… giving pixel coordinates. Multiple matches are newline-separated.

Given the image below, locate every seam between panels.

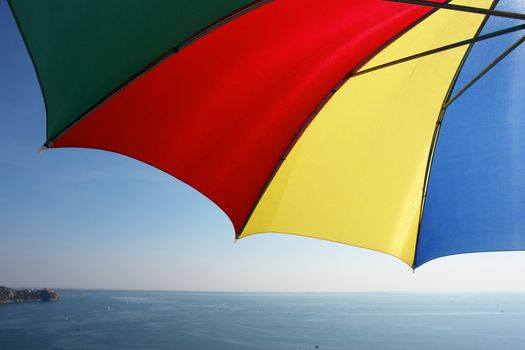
left=34, top=0, right=272, bottom=147
left=237, top=3, right=449, bottom=237
left=412, top=0, right=500, bottom=269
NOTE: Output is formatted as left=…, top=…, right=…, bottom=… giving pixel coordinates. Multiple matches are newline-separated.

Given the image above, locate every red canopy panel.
left=52, top=0, right=436, bottom=233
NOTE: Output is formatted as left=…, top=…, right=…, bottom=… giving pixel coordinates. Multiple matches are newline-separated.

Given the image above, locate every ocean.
left=0, top=291, right=524, bottom=349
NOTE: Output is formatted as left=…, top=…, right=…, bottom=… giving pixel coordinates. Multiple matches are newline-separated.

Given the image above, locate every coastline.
left=0, top=286, right=59, bottom=304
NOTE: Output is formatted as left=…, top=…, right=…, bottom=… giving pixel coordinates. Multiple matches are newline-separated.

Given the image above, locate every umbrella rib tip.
left=37, top=145, right=47, bottom=155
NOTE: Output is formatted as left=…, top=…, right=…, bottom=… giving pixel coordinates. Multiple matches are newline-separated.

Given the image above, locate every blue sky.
left=1, top=0, right=524, bottom=292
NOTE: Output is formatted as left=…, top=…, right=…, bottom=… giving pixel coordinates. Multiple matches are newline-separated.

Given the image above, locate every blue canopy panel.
left=415, top=3, right=525, bottom=267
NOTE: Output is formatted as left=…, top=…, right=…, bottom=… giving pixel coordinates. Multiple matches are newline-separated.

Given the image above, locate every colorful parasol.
left=8, top=0, right=525, bottom=268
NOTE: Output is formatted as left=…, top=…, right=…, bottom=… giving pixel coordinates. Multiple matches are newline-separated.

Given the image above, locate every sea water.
left=0, top=291, right=524, bottom=349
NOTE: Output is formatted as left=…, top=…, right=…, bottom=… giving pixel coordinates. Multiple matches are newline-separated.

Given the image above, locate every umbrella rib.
left=353, top=24, right=525, bottom=77
left=385, top=0, right=525, bottom=21
left=444, top=35, right=525, bottom=108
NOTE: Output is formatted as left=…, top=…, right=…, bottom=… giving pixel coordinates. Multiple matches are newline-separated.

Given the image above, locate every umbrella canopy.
left=9, top=0, right=525, bottom=268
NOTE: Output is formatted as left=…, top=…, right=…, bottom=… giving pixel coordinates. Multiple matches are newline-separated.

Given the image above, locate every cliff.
left=0, top=286, right=59, bottom=304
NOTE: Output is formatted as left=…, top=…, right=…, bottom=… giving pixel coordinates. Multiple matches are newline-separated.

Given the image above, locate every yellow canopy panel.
left=241, top=0, right=490, bottom=266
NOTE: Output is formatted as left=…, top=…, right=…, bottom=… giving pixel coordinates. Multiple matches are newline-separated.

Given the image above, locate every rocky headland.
left=0, top=286, right=59, bottom=304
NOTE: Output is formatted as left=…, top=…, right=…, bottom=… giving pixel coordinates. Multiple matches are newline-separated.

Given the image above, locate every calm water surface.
left=0, top=291, right=524, bottom=349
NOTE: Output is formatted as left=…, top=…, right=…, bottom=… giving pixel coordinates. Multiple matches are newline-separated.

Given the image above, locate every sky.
left=1, top=0, right=524, bottom=292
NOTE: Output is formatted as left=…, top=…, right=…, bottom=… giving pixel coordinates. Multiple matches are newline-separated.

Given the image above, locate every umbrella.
left=8, top=0, right=525, bottom=269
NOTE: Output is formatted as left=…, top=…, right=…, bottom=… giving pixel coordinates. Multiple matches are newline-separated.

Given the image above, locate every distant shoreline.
left=0, top=286, right=59, bottom=304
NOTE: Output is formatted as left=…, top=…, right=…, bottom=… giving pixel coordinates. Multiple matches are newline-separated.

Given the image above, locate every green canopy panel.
left=9, top=0, right=257, bottom=141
